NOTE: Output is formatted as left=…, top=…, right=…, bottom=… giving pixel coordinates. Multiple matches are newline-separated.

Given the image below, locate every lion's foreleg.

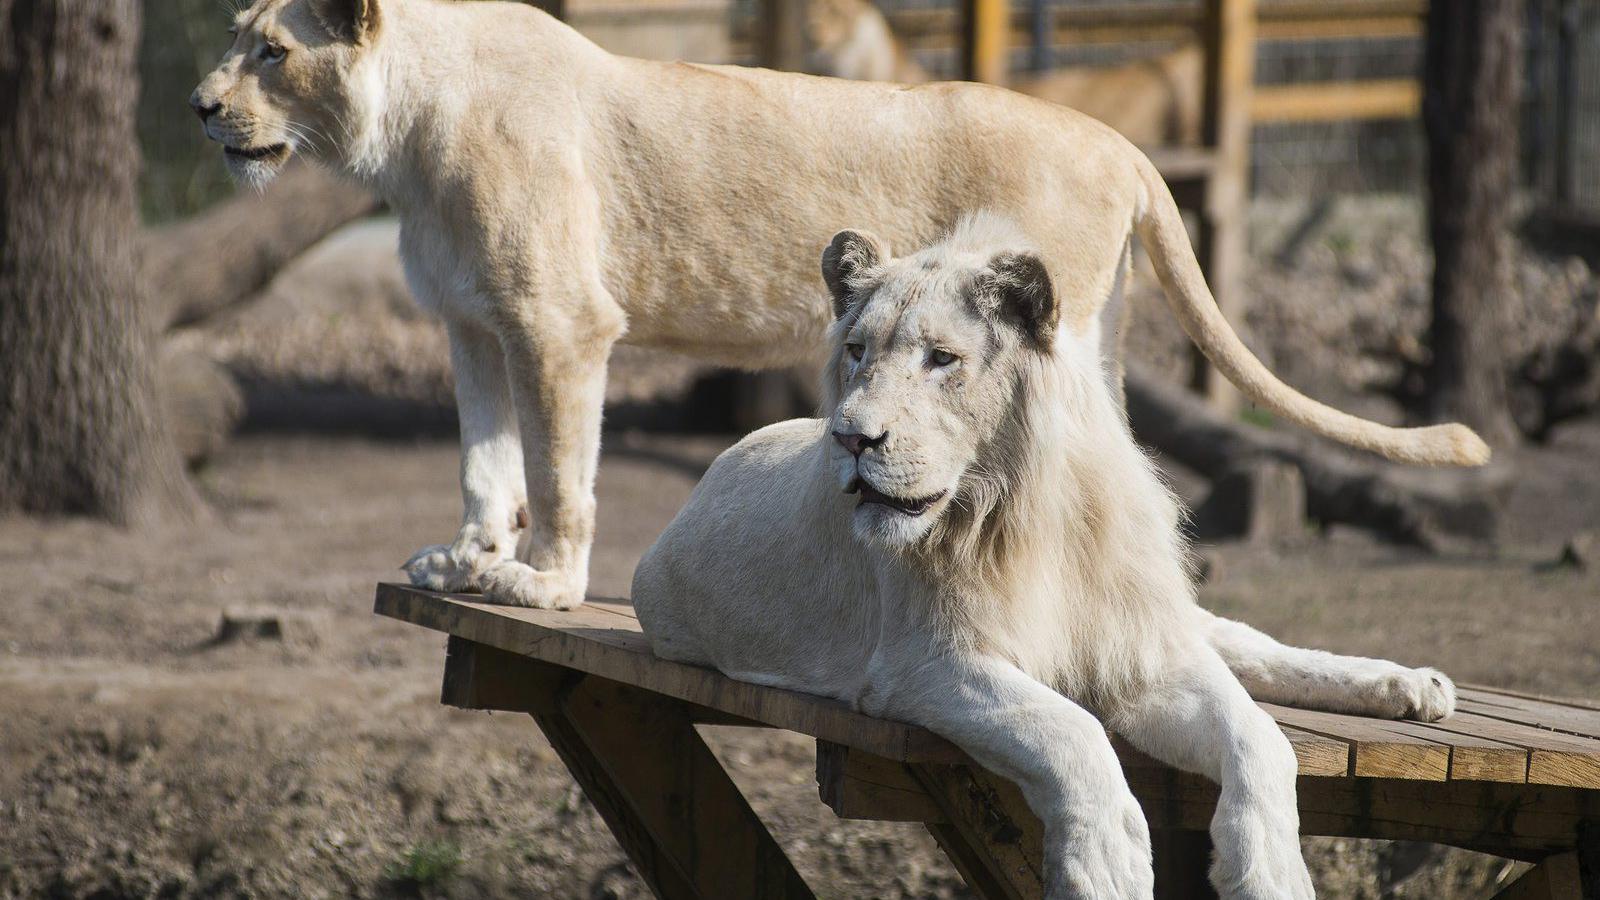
left=1203, top=612, right=1456, bottom=721
left=403, top=317, right=527, bottom=592
left=865, top=650, right=1153, bottom=900
left=1108, top=649, right=1313, bottom=900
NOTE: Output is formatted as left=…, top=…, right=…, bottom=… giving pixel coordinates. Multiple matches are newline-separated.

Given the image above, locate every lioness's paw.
left=479, top=561, right=585, bottom=611
left=401, top=522, right=518, bottom=593
left=403, top=544, right=475, bottom=592
left=1047, top=794, right=1152, bottom=900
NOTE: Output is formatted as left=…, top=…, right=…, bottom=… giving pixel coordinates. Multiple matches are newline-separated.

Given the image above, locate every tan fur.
left=194, top=0, right=1486, bottom=608
left=804, top=0, right=1202, bottom=146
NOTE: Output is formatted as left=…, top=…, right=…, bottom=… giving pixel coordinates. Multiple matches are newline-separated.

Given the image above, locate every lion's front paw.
left=478, top=561, right=585, bottom=611
left=401, top=522, right=517, bottom=593
left=1047, top=793, right=1152, bottom=900
left=1397, top=667, right=1456, bottom=722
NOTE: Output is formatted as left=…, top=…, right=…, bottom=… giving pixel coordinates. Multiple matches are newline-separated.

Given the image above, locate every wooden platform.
left=377, top=583, right=1600, bottom=898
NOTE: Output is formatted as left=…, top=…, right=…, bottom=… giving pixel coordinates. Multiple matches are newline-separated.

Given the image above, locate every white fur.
left=634, top=217, right=1456, bottom=899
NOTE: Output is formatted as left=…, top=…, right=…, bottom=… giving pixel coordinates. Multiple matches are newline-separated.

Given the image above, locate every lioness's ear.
left=821, top=229, right=888, bottom=321
left=988, top=252, right=1057, bottom=346
left=315, top=0, right=381, bottom=43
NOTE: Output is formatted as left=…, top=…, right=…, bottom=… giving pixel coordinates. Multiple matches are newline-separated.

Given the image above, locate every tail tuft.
left=1427, top=423, right=1492, bottom=467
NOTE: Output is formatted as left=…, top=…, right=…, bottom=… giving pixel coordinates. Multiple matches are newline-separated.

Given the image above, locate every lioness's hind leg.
left=404, top=318, right=527, bottom=592
left=1205, top=611, right=1455, bottom=721
left=1108, top=648, right=1313, bottom=900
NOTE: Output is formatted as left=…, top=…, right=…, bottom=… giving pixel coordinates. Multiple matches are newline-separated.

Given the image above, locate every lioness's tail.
left=1130, top=155, right=1490, bottom=467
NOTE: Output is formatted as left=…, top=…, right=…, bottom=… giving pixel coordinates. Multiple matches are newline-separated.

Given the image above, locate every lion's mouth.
left=224, top=143, right=289, bottom=162
left=846, top=477, right=946, bottom=517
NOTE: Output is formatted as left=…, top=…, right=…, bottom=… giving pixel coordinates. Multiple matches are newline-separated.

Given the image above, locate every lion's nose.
left=832, top=429, right=887, bottom=457
left=190, top=91, right=221, bottom=122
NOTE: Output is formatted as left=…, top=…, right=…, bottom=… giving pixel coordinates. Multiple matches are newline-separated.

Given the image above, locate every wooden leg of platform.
left=514, top=661, right=814, bottom=900
left=1152, top=829, right=1218, bottom=900
left=1489, top=852, right=1584, bottom=900
left=911, top=762, right=1045, bottom=900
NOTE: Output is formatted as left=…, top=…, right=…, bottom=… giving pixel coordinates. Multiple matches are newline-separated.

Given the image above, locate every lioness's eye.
left=929, top=348, right=958, bottom=367
left=846, top=343, right=865, bottom=362
left=261, top=42, right=287, bottom=63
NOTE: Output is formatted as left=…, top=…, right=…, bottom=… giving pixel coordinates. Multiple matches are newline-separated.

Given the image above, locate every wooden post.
left=759, top=0, right=808, bottom=71
left=1191, top=0, right=1256, bottom=413
left=961, top=0, right=1011, bottom=84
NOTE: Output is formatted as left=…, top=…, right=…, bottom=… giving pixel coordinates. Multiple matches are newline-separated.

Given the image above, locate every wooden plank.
left=1261, top=703, right=1451, bottom=781
left=1281, top=724, right=1354, bottom=777
left=1252, top=80, right=1420, bottom=123
left=1258, top=15, right=1421, bottom=41
left=1467, top=686, right=1600, bottom=714
left=377, top=584, right=966, bottom=763
left=816, top=741, right=947, bottom=823
left=1426, top=710, right=1600, bottom=789
left=1459, top=691, right=1600, bottom=741
left=1125, top=770, right=1600, bottom=857
left=389, top=586, right=1594, bottom=785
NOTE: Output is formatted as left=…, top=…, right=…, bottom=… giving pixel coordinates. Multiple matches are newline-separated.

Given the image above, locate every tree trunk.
left=1422, top=0, right=1523, bottom=447
left=0, top=0, right=196, bottom=523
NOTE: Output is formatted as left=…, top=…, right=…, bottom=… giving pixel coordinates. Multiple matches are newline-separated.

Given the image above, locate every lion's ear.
left=315, top=0, right=381, bottom=43
left=988, top=251, right=1057, bottom=346
left=821, top=229, right=889, bottom=321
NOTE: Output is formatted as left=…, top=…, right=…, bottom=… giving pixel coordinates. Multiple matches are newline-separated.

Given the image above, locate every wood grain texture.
left=378, top=585, right=1600, bottom=788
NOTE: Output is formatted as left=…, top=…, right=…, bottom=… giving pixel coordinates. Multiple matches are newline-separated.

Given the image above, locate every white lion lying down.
left=633, top=216, right=1455, bottom=900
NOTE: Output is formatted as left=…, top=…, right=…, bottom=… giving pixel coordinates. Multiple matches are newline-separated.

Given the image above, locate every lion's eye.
left=261, top=42, right=287, bottom=63
left=929, top=348, right=958, bottom=367
left=846, top=343, right=865, bottom=362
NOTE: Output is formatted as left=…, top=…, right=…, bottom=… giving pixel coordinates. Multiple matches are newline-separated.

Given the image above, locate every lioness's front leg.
left=479, top=258, right=625, bottom=610
left=865, top=650, right=1153, bottom=899
left=404, top=318, right=527, bottom=592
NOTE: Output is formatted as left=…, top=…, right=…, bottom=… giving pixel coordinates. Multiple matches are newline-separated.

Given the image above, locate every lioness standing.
left=193, top=0, right=1487, bottom=610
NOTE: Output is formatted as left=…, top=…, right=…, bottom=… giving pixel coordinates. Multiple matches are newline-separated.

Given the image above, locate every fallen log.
left=143, top=164, right=382, bottom=463
left=1125, top=365, right=1507, bottom=550
left=143, top=163, right=381, bottom=330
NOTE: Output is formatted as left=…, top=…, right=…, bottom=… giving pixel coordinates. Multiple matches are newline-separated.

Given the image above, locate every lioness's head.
left=820, top=215, right=1059, bottom=549
left=190, top=0, right=383, bottom=187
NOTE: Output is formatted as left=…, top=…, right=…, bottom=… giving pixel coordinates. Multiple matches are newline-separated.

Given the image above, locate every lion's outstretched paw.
left=478, top=561, right=585, bottom=611
left=1367, top=665, right=1456, bottom=721
left=1400, top=667, right=1456, bottom=722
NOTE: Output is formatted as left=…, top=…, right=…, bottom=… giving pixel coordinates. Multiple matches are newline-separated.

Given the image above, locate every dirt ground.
left=4, top=195, right=1599, bottom=899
